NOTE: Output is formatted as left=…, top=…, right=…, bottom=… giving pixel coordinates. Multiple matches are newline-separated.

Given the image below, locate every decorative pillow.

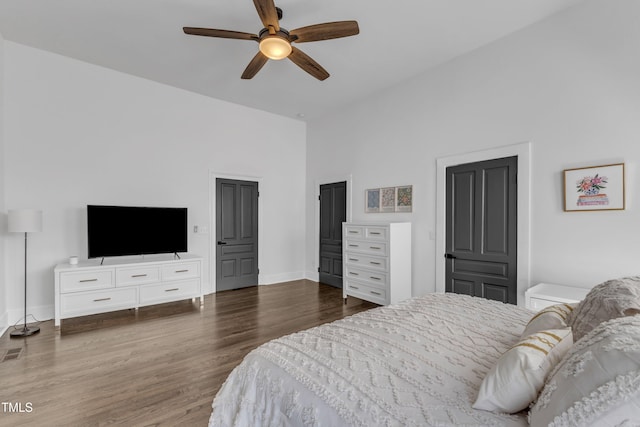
left=521, top=303, right=576, bottom=339
left=473, top=328, right=573, bottom=414
left=567, top=276, right=640, bottom=342
left=529, top=315, right=640, bottom=427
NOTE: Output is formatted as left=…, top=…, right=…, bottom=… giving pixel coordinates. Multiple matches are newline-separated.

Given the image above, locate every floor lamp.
left=8, top=209, right=42, bottom=338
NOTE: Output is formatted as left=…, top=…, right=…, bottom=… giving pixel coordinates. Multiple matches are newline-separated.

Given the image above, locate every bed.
left=209, top=293, right=532, bottom=426
left=209, top=280, right=640, bottom=427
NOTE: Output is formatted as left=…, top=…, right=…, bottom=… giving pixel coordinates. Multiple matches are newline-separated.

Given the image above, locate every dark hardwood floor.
left=0, top=280, right=377, bottom=426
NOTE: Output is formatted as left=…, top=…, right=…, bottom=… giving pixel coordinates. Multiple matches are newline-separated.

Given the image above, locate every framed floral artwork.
left=366, top=185, right=413, bottom=213
left=563, top=163, right=625, bottom=212
left=380, top=187, right=396, bottom=212
left=396, top=185, right=413, bottom=212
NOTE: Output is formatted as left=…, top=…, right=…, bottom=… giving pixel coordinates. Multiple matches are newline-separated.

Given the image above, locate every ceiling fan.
left=183, top=0, right=359, bottom=81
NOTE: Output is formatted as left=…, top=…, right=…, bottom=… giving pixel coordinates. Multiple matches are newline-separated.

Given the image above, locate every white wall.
left=306, top=0, right=640, bottom=302
left=3, top=42, right=306, bottom=323
left=0, top=32, right=6, bottom=333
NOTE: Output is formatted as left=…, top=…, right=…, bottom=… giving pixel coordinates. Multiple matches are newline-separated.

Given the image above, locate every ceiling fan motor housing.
left=183, top=0, right=359, bottom=80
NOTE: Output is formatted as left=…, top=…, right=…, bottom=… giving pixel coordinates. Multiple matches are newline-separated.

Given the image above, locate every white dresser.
left=342, top=222, right=411, bottom=305
left=54, top=254, right=202, bottom=327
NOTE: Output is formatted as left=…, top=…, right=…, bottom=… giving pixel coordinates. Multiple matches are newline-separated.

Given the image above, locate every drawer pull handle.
left=349, top=258, right=359, bottom=262
left=132, top=274, right=147, bottom=278
left=348, top=244, right=358, bottom=248
left=93, top=297, right=111, bottom=302
left=175, top=269, right=189, bottom=273
left=370, top=276, right=381, bottom=281
left=370, top=246, right=381, bottom=250
left=370, top=261, right=381, bottom=265
left=80, top=279, right=98, bottom=283
left=349, top=230, right=358, bottom=234
left=349, top=272, right=359, bottom=276
left=350, top=285, right=359, bottom=290
left=370, top=232, right=381, bottom=235
left=165, top=288, right=180, bottom=292
left=370, top=291, right=382, bottom=296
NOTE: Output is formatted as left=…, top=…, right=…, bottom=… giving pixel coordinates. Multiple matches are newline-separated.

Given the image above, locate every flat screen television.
left=87, top=205, right=187, bottom=258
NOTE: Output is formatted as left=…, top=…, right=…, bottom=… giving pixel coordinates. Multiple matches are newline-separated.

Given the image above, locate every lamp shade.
left=8, top=209, right=43, bottom=233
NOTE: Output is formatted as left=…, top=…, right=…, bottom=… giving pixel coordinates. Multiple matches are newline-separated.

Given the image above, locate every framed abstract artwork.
left=366, top=185, right=413, bottom=213
left=563, top=163, right=625, bottom=212
left=366, top=188, right=380, bottom=213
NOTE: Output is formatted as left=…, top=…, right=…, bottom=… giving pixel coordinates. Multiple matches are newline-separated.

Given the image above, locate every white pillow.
left=567, top=276, right=640, bottom=342
left=521, top=303, right=575, bottom=339
left=473, top=328, right=573, bottom=414
left=529, top=315, right=640, bottom=427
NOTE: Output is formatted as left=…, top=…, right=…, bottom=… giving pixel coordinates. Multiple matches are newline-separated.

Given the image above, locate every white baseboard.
left=0, top=310, right=8, bottom=338
left=305, top=271, right=319, bottom=282
left=7, top=304, right=54, bottom=326
left=259, top=271, right=305, bottom=285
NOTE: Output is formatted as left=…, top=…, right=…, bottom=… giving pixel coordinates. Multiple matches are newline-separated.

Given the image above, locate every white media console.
left=54, top=254, right=202, bottom=327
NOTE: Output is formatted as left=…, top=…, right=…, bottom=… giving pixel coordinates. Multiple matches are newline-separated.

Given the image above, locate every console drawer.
left=60, top=269, right=114, bottom=293
left=139, top=279, right=200, bottom=306
left=161, top=262, right=200, bottom=281
left=60, top=288, right=136, bottom=318
left=117, top=265, right=160, bottom=287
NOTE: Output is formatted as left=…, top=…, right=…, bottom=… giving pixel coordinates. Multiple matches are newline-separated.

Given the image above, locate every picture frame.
left=395, top=185, right=413, bottom=212
left=563, top=163, right=625, bottom=212
left=365, top=185, right=413, bottom=213
left=365, top=188, right=380, bottom=213
left=380, top=187, right=396, bottom=213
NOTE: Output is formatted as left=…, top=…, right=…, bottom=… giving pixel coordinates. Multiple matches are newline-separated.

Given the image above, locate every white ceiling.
left=0, top=0, right=585, bottom=121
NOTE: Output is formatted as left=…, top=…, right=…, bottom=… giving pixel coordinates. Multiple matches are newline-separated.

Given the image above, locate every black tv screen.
left=87, top=205, right=187, bottom=258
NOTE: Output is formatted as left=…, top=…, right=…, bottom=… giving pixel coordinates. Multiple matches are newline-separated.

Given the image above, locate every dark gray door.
left=445, top=156, right=517, bottom=304
left=319, top=181, right=346, bottom=288
left=216, top=178, right=258, bottom=291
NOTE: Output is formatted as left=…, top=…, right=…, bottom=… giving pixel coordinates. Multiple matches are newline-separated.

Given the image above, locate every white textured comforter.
left=209, top=293, right=534, bottom=427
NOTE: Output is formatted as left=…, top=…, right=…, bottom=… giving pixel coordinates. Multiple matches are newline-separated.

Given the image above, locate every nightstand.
left=525, top=283, right=590, bottom=311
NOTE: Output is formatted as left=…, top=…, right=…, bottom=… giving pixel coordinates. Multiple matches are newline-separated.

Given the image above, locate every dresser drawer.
left=139, top=279, right=200, bottom=306
left=345, top=266, right=388, bottom=287
left=345, top=279, right=387, bottom=305
left=116, top=265, right=160, bottom=287
left=344, top=225, right=364, bottom=238
left=60, top=269, right=115, bottom=293
left=365, top=226, right=388, bottom=241
left=60, top=288, right=136, bottom=318
left=344, top=253, right=388, bottom=271
left=344, top=240, right=388, bottom=256
left=161, top=262, right=200, bottom=281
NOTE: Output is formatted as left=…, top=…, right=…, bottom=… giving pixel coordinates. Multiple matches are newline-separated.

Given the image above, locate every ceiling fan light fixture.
left=259, top=36, right=292, bottom=60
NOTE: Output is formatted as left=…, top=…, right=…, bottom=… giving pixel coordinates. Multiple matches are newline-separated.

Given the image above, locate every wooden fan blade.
left=241, top=52, right=269, bottom=79
left=183, top=27, right=258, bottom=41
left=253, top=0, right=280, bottom=31
left=288, top=47, right=329, bottom=81
left=289, top=21, right=359, bottom=43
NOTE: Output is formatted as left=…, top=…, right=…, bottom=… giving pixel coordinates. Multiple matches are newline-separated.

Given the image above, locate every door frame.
left=209, top=171, right=264, bottom=293
left=312, top=174, right=353, bottom=282
left=435, top=142, right=531, bottom=305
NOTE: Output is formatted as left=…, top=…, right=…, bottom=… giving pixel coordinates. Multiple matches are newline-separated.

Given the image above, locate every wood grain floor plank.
left=0, top=280, right=376, bottom=426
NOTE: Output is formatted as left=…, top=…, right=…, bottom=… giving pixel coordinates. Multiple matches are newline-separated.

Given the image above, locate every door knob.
left=444, top=253, right=457, bottom=259
left=217, top=241, right=227, bottom=245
